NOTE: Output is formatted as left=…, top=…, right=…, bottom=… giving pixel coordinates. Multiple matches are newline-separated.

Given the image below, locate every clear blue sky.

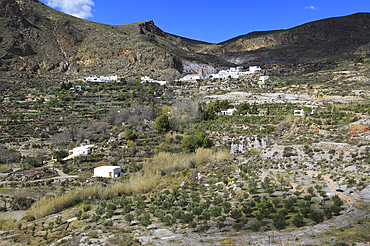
left=40, top=0, right=370, bottom=43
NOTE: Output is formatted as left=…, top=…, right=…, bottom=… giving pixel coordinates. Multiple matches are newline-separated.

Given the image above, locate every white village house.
left=93, top=166, right=122, bottom=178
left=220, top=108, right=238, bottom=116
left=84, top=75, right=118, bottom=82
left=141, top=76, right=167, bottom=86
left=208, top=66, right=262, bottom=79
left=69, top=145, right=95, bottom=157
left=258, top=76, right=270, bottom=88
left=294, top=109, right=305, bottom=117
left=294, top=108, right=316, bottom=116
left=179, top=68, right=205, bottom=81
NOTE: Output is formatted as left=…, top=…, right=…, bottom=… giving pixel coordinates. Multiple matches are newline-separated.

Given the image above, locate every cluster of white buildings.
left=208, top=66, right=261, bottom=79
left=84, top=75, right=118, bottom=82
left=178, top=66, right=264, bottom=82
left=64, top=145, right=123, bottom=178
left=141, top=76, right=167, bottom=86
left=294, top=109, right=316, bottom=116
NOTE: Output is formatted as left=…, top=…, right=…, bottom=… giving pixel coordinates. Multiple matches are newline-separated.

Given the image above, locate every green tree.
left=307, top=187, right=315, bottom=196
left=155, top=114, right=171, bottom=134
left=250, top=222, right=261, bottom=232
left=124, top=213, right=134, bottom=224
left=330, top=205, right=341, bottom=215
left=292, top=213, right=304, bottom=227
left=181, top=130, right=212, bottom=152
left=52, top=150, right=69, bottom=163
left=125, top=129, right=137, bottom=140
left=222, top=201, right=231, bottom=214
left=310, top=210, right=324, bottom=224
left=273, top=214, right=286, bottom=230
left=324, top=207, right=332, bottom=219
left=230, top=209, right=243, bottom=221
left=354, top=55, right=364, bottom=64
left=332, top=195, right=344, bottom=207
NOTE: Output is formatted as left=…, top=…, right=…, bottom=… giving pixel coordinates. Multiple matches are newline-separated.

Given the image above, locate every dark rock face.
left=215, top=13, right=370, bottom=67
left=0, top=0, right=21, bottom=18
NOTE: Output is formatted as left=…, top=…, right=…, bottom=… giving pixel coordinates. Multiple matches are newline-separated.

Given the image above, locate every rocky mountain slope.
left=0, top=0, right=369, bottom=79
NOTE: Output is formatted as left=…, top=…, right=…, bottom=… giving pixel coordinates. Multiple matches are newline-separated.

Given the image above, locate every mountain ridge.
left=0, top=0, right=370, bottom=79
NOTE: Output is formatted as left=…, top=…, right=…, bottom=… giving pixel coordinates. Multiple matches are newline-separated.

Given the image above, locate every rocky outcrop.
left=260, top=141, right=370, bottom=162
left=210, top=132, right=274, bottom=154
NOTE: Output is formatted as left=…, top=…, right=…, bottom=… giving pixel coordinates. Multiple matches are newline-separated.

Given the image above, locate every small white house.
left=84, top=75, right=118, bottom=82
left=93, top=166, right=122, bottom=178
left=140, top=76, right=167, bottom=85
left=220, top=108, right=237, bottom=116
left=258, top=76, right=270, bottom=88
left=294, top=109, right=305, bottom=116
left=249, top=66, right=261, bottom=73
left=69, top=145, right=94, bottom=157
left=179, top=68, right=204, bottom=81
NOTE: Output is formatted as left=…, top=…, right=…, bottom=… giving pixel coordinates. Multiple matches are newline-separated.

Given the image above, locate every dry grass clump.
left=121, top=170, right=161, bottom=195
left=0, top=219, right=17, bottom=231
left=213, top=148, right=234, bottom=162
left=27, top=185, right=101, bottom=219
left=144, top=148, right=233, bottom=174
left=27, top=174, right=160, bottom=219
left=0, top=163, right=20, bottom=172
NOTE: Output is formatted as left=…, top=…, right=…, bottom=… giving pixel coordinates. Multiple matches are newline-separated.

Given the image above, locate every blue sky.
left=40, top=0, right=369, bottom=43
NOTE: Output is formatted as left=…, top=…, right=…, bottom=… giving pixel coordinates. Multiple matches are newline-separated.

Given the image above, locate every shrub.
left=125, top=129, right=137, bottom=140
left=330, top=205, right=341, bottom=215
left=354, top=55, right=364, bottom=64
left=232, top=222, right=244, bottom=231
left=310, top=210, right=324, bottom=224
left=230, top=209, right=243, bottom=221
left=273, top=214, right=286, bottom=230
left=92, top=214, right=100, bottom=223
left=83, top=204, right=91, bottom=212
left=332, top=195, right=344, bottom=207
left=125, top=213, right=134, bottom=224
left=181, top=130, right=212, bottom=152
left=139, top=213, right=151, bottom=226
left=198, top=223, right=210, bottom=232
left=155, top=114, right=171, bottom=134
left=222, top=201, right=231, bottom=214
left=104, top=220, right=113, bottom=227
left=324, top=207, right=332, bottom=219
left=52, top=151, right=69, bottom=162
left=210, top=206, right=222, bottom=217
left=292, top=213, right=304, bottom=227
left=181, top=213, right=194, bottom=224
left=75, top=210, right=82, bottom=220
left=250, top=222, right=261, bottom=232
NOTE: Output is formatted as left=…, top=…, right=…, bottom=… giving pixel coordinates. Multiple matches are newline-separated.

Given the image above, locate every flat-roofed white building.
left=93, top=166, right=122, bottom=178
left=220, top=108, right=237, bottom=116
left=249, top=66, right=261, bottom=73
left=141, top=76, right=167, bottom=85
left=179, top=68, right=205, bottom=81
left=85, top=75, right=118, bottom=82
left=69, top=145, right=94, bottom=157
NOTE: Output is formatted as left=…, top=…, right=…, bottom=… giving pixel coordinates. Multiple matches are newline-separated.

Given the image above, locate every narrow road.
left=0, top=167, right=78, bottom=186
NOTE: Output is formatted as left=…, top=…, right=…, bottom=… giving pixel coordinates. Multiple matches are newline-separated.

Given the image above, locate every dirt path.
left=0, top=167, right=78, bottom=186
